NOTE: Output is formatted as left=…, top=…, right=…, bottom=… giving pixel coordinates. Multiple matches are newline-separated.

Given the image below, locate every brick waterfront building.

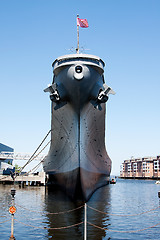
left=120, top=155, right=160, bottom=179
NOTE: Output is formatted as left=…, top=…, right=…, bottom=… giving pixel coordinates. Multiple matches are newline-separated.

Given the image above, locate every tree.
left=14, top=164, right=21, bottom=173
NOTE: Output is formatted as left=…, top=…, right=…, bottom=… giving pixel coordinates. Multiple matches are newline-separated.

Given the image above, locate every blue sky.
left=0, top=0, right=160, bottom=175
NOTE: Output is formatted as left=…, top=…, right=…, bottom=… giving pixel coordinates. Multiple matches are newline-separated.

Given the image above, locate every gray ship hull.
left=43, top=54, right=114, bottom=201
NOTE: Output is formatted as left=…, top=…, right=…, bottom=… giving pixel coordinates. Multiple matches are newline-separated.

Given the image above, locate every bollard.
left=9, top=189, right=16, bottom=240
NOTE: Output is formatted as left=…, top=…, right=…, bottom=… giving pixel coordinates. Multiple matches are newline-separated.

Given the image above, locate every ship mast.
left=76, top=14, right=80, bottom=54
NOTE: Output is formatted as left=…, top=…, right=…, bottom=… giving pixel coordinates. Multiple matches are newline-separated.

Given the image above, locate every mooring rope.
left=30, top=140, right=50, bottom=161
left=0, top=130, right=51, bottom=182
left=15, top=203, right=84, bottom=214
left=18, top=130, right=51, bottom=174
left=87, top=204, right=160, bottom=217
left=21, top=140, right=51, bottom=176
left=14, top=219, right=83, bottom=230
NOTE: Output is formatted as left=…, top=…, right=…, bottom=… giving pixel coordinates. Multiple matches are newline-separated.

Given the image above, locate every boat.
left=155, top=181, right=160, bottom=184
left=110, top=178, right=116, bottom=184
left=43, top=53, right=115, bottom=201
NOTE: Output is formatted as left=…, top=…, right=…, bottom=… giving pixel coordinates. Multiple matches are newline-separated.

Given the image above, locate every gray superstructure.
left=43, top=54, right=114, bottom=201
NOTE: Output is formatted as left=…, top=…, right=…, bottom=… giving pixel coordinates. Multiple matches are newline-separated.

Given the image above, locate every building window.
left=133, top=163, right=137, bottom=172
left=142, top=162, right=147, bottom=172
left=154, top=161, right=159, bottom=172
left=127, top=163, right=131, bottom=172
left=122, top=165, right=124, bottom=171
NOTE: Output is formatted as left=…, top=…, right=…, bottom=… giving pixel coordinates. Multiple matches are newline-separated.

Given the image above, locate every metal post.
left=77, top=14, right=79, bottom=54
left=84, top=203, right=87, bottom=240
left=9, top=189, right=16, bottom=240
left=10, top=214, right=15, bottom=240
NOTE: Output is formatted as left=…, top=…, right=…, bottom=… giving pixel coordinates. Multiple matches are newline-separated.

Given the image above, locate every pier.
left=0, top=172, right=46, bottom=186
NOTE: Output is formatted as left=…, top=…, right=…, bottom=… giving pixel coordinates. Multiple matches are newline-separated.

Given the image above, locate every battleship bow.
left=43, top=54, right=114, bottom=201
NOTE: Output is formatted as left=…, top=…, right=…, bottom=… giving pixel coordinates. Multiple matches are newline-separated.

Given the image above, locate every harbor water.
left=0, top=178, right=160, bottom=239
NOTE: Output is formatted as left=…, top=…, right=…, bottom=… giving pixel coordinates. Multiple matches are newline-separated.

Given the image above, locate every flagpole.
left=77, top=14, right=79, bottom=54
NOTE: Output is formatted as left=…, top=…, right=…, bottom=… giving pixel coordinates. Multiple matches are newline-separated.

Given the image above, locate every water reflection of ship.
left=44, top=185, right=111, bottom=239
left=43, top=54, right=115, bottom=201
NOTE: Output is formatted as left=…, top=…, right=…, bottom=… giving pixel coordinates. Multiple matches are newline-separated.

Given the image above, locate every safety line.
left=15, top=203, right=84, bottom=214
left=0, top=219, right=10, bottom=224
left=87, top=205, right=160, bottom=217
left=14, top=219, right=83, bottom=230
left=13, top=218, right=160, bottom=233
left=88, top=221, right=160, bottom=233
